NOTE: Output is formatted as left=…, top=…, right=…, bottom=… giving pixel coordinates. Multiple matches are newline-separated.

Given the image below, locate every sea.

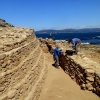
left=35, top=32, right=100, bottom=45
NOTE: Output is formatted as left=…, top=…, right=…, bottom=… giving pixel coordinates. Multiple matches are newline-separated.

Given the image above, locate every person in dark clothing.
left=68, top=38, right=81, bottom=54
left=49, top=33, right=52, bottom=39
left=53, top=44, right=62, bottom=68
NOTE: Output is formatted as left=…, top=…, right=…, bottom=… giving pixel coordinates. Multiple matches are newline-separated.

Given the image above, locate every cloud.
left=75, top=25, right=100, bottom=29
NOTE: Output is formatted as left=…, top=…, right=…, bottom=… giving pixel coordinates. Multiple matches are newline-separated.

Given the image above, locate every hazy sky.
left=0, top=0, right=100, bottom=31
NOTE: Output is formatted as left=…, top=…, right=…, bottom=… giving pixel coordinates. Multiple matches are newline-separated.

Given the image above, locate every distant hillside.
left=35, top=28, right=100, bottom=33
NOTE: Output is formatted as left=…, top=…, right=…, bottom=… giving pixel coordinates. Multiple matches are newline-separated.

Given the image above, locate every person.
left=68, top=38, right=81, bottom=54
left=53, top=44, right=62, bottom=68
left=49, top=33, right=52, bottom=39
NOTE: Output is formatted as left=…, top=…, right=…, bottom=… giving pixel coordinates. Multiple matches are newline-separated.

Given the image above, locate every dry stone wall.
left=60, top=53, right=100, bottom=97
left=0, top=27, right=47, bottom=100
left=68, top=55, right=100, bottom=96
left=45, top=41, right=100, bottom=97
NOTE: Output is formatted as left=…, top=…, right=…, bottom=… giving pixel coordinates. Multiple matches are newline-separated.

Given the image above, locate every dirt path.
left=38, top=53, right=100, bottom=100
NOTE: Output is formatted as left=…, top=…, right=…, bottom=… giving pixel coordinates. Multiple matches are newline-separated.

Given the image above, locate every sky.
left=0, top=0, right=100, bottom=31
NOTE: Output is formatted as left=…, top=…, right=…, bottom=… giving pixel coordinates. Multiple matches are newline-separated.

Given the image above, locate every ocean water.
left=35, top=32, right=100, bottom=45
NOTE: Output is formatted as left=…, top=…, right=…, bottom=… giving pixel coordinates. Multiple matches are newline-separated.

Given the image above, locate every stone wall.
left=0, top=27, right=47, bottom=100
left=45, top=41, right=100, bottom=97
left=67, top=54, right=100, bottom=96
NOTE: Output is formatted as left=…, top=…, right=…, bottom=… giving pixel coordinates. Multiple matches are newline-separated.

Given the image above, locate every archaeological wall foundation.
left=45, top=41, right=100, bottom=97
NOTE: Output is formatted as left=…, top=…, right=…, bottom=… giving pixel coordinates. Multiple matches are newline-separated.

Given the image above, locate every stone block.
left=87, top=76, right=94, bottom=82
left=1, top=63, right=7, bottom=68
left=0, top=86, right=5, bottom=92
left=94, top=72, right=100, bottom=78
left=7, top=89, right=17, bottom=99
left=0, top=54, right=6, bottom=60
left=86, top=83, right=93, bottom=91
left=86, top=69, right=94, bottom=77
left=80, top=84, right=86, bottom=90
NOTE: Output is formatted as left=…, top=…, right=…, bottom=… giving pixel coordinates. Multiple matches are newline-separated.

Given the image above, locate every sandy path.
left=38, top=53, right=100, bottom=100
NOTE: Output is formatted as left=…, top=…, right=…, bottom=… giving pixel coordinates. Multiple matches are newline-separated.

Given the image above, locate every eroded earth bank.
left=0, top=19, right=100, bottom=100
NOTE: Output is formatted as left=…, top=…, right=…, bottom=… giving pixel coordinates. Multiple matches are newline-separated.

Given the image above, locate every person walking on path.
left=53, top=44, right=62, bottom=68
left=68, top=38, right=81, bottom=54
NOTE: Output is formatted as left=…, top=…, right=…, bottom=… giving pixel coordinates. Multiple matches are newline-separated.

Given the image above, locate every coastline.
left=36, top=32, right=100, bottom=45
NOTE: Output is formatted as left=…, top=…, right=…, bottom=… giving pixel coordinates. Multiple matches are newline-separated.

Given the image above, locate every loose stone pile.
left=0, top=26, right=47, bottom=100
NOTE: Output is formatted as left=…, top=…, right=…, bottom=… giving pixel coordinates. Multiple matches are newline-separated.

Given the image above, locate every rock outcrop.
left=0, top=19, right=14, bottom=27
left=0, top=26, right=47, bottom=100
